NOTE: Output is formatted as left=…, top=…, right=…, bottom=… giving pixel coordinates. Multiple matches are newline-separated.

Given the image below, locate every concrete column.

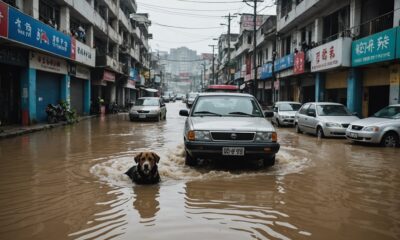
left=315, top=72, right=325, bottom=102
left=350, top=0, right=362, bottom=36
left=87, top=25, right=94, bottom=48
left=23, top=0, right=39, bottom=19
left=83, top=79, right=91, bottom=115
left=394, top=0, right=400, bottom=27
left=60, top=75, right=70, bottom=105
left=20, top=68, right=36, bottom=125
left=389, top=64, right=400, bottom=104
left=347, top=68, right=362, bottom=115
left=314, top=18, right=323, bottom=43
left=16, top=0, right=23, bottom=10
left=59, top=6, right=70, bottom=33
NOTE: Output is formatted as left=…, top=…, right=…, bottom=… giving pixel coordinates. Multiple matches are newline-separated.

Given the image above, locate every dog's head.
left=134, top=151, right=160, bottom=175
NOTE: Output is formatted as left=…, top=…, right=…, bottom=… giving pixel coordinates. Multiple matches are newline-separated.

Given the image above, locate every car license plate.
left=349, top=132, right=358, bottom=138
left=139, top=114, right=146, bottom=119
left=222, top=147, right=244, bottom=156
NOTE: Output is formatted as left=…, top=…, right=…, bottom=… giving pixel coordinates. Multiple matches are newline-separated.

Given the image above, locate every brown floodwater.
left=0, top=102, right=399, bottom=240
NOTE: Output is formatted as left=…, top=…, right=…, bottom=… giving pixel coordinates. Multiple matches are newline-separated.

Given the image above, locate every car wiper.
left=228, top=111, right=256, bottom=117
left=193, top=111, right=222, bottom=116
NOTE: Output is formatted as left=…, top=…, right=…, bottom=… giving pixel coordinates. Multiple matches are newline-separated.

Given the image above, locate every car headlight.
left=255, top=132, right=277, bottom=142
left=187, top=130, right=211, bottom=141
left=325, top=122, right=342, bottom=127
left=362, top=126, right=380, bottom=132
left=149, top=109, right=159, bottom=114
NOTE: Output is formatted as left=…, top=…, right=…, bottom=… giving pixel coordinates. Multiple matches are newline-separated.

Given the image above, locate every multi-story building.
left=270, top=0, right=400, bottom=116
left=0, top=0, right=150, bottom=126
left=216, top=33, right=238, bottom=84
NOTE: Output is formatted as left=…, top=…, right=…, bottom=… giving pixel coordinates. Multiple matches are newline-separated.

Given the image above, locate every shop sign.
left=293, top=51, right=305, bottom=74
left=260, top=63, right=273, bottom=79
left=397, top=27, right=400, bottom=59
left=71, top=38, right=95, bottom=67
left=0, top=2, right=8, bottom=38
left=352, top=27, right=397, bottom=67
left=8, top=7, right=71, bottom=58
left=125, top=79, right=136, bottom=89
left=0, top=46, right=27, bottom=66
left=129, top=68, right=139, bottom=80
left=29, top=51, right=67, bottom=74
left=310, top=37, right=352, bottom=72
left=274, top=53, right=294, bottom=72
left=70, top=65, right=90, bottom=79
left=103, top=70, right=115, bottom=82
left=240, top=15, right=265, bottom=31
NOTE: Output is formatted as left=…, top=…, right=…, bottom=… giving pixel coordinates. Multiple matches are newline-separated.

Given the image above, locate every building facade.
left=0, top=0, right=150, bottom=126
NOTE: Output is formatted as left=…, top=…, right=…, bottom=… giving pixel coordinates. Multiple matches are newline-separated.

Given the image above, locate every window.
left=299, top=103, right=310, bottom=115
left=281, top=0, right=293, bottom=18
left=323, top=6, right=350, bottom=42
left=39, top=0, right=60, bottom=29
left=247, top=35, right=252, bottom=44
left=265, top=48, right=269, bottom=61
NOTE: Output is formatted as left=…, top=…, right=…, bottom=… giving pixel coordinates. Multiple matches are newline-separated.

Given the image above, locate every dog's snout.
left=143, top=163, right=149, bottom=169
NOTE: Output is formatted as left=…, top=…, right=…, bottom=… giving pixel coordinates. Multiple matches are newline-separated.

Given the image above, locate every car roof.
left=197, top=92, right=254, bottom=97
left=304, top=102, right=344, bottom=105
left=276, top=101, right=301, bottom=104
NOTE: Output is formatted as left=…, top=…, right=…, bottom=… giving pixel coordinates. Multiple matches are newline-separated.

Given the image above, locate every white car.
left=271, top=101, right=302, bottom=126
left=346, top=104, right=400, bottom=147
left=129, top=97, right=167, bottom=122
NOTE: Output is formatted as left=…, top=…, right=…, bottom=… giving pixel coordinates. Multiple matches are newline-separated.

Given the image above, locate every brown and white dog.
left=125, top=151, right=161, bottom=184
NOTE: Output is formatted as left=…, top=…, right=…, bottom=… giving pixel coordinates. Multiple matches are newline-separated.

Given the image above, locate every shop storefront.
left=275, top=53, right=294, bottom=102
left=69, top=64, right=91, bottom=115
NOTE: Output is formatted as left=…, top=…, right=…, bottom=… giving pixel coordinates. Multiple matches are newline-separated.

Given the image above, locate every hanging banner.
left=8, top=7, right=71, bottom=58
left=352, top=27, right=397, bottom=66
left=293, top=51, right=305, bottom=74
left=71, top=38, right=95, bottom=67
left=0, top=1, right=8, bottom=38
left=260, top=63, right=273, bottom=79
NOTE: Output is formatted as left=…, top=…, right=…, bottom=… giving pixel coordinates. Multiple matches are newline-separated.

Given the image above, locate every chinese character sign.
left=310, top=37, right=351, bottom=72
left=8, top=7, right=71, bottom=58
left=293, top=52, right=305, bottom=74
left=352, top=27, right=396, bottom=67
left=274, top=54, right=294, bottom=72
left=260, top=63, right=272, bottom=79
left=0, top=2, right=8, bottom=38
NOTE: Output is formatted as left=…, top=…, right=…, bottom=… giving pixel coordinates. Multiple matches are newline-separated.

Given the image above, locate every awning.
left=144, top=88, right=158, bottom=93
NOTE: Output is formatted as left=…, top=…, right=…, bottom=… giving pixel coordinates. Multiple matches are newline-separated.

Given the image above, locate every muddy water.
left=0, top=102, right=399, bottom=240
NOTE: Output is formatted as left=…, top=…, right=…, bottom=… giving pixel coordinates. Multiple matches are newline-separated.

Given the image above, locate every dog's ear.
left=134, top=152, right=143, bottom=163
left=151, top=152, right=160, bottom=163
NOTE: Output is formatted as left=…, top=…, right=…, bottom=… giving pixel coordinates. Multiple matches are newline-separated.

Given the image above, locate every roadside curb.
left=0, top=115, right=98, bottom=139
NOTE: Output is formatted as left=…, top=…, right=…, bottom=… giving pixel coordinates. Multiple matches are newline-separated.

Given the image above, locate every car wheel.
left=381, top=132, right=399, bottom=147
left=295, top=123, right=302, bottom=133
left=263, top=155, right=276, bottom=167
left=185, top=152, right=197, bottom=166
left=317, top=127, right=325, bottom=138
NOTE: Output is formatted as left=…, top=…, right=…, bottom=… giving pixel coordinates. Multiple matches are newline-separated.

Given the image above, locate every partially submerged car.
left=179, top=93, right=280, bottom=167
left=129, top=97, right=166, bottom=122
left=346, top=104, right=400, bottom=147
left=295, top=102, right=359, bottom=138
left=271, top=101, right=302, bottom=127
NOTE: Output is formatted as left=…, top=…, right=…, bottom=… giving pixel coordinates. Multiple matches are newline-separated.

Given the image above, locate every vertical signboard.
left=0, top=1, right=8, bottom=38
left=293, top=52, right=305, bottom=74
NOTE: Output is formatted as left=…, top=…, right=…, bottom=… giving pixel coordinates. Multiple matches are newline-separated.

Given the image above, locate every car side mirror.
left=179, top=109, right=189, bottom=116
left=307, top=111, right=316, bottom=117
left=264, top=111, right=274, bottom=118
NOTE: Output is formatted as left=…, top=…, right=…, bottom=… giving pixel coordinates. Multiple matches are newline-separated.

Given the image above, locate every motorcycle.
left=45, top=104, right=60, bottom=123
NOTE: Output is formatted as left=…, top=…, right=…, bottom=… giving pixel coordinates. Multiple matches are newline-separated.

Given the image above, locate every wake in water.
left=90, top=145, right=311, bottom=188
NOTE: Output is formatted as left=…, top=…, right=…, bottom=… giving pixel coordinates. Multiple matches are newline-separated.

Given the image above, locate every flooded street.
left=0, top=102, right=399, bottom=240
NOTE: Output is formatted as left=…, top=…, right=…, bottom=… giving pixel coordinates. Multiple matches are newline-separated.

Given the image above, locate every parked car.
left=295, top=102, right=359, bottom=138
left=179, top=93, right=280, bottom=167
left=176, top=93, right=185, bottom=100
left=345, top=104, right=400, bottom=147
left=271, top=101, right=302, bottom=127
left=186, top=92, right=199, bottom=108
left=129, top=97, right=167, bottom=122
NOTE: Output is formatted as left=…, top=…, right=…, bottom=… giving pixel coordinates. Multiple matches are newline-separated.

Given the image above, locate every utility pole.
left=208, top=44, right=217, bottom=85
left=222, top=13, right=237, bottom=83
left=243, top=0, right=264, bottom=98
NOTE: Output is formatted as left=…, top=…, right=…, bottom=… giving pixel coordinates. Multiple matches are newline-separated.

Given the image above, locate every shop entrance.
left=326, top=88, right=347, bottom=105
left=368, top=85, right=389, bottom=115
left=302, top=86, right=315, bottom=103
left=0, top=65, right=21, bottom=125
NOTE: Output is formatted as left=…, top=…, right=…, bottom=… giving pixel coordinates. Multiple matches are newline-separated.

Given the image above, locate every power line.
left=140, top=5, right=224, bottom=18
left=174, top=0, right=243, bottom=3
left=153, top=22, right=224, bottom=29
left=138, top=2, right=241, bottom=12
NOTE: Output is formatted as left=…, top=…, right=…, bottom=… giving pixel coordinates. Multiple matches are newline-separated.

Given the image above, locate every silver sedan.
left=346, top=104, right=400, bottom=147
left=271, top=101, right=302, bottom=127
left=129, top=97, right=167, bottom=122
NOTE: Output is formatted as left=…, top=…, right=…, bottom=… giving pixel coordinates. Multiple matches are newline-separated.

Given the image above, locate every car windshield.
left=192, top=96, right=263, bottom=117
left=135, top=99, right=159, bottom=106
left=279, top=103, right=301, bottom=111
left=373, top=106, right=400, bottom=119
left=317, top=105, right=352, bottom=116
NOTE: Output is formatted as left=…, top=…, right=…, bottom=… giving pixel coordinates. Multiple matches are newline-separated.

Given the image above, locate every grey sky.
left=136, top=0, right=276, bottom=55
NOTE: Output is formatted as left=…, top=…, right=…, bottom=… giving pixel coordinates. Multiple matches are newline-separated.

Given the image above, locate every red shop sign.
left=103, top=70, right=115, bottom=82
left=0, top=1, right=8, bottom=38
left=293, top=51, right=305, bottom=75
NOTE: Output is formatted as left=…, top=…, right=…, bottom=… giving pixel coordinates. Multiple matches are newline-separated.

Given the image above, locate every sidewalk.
left=0, top=115, right=96, bottom=139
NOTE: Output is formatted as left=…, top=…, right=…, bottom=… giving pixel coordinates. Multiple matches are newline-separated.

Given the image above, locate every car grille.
left=341, top=124, right=349, bottom=128
left=211, top=132, right=255, bottom=141
left=137, top=110, right=150, bottom=113
left=352, top=125, right=363, bottom=131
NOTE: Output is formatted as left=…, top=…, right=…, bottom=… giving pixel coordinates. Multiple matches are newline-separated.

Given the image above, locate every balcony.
left=118, top=8, right=132, bottom=32
left=236, top=42, right=252, bottom=56
left=107, top=26, right=119, bottom=43
left=355, top=11, right=394, bottom=39
left=130, top=47, right=140, bottom=61
left=103, top=0, right=118, bottom=17
left=96, top=55, right=120, bottom=72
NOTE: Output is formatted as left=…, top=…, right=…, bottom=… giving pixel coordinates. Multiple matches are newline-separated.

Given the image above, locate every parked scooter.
left=46, top=104, right=61, bottom=123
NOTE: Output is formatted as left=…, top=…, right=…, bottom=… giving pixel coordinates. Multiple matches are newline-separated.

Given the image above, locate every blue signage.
left=8, top=7, right=71, bottom=58
left=352, top=27, right=397, bottom=66
left=274, top=53, right=294, bottom=72
left=130, top=68, right=139, bottom=81
left=260, top=63, right=273, bottom=79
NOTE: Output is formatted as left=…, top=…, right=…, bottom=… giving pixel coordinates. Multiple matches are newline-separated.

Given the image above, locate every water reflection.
left=133, top=184, right=160, bottom=223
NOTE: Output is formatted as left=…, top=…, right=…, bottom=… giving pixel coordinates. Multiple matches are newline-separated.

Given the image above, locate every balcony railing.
left=356, top=11, right=394, bottom=39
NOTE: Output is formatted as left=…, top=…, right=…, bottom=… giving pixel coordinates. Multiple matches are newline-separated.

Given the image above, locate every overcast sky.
left=136, top=0, right=276, bottom=55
